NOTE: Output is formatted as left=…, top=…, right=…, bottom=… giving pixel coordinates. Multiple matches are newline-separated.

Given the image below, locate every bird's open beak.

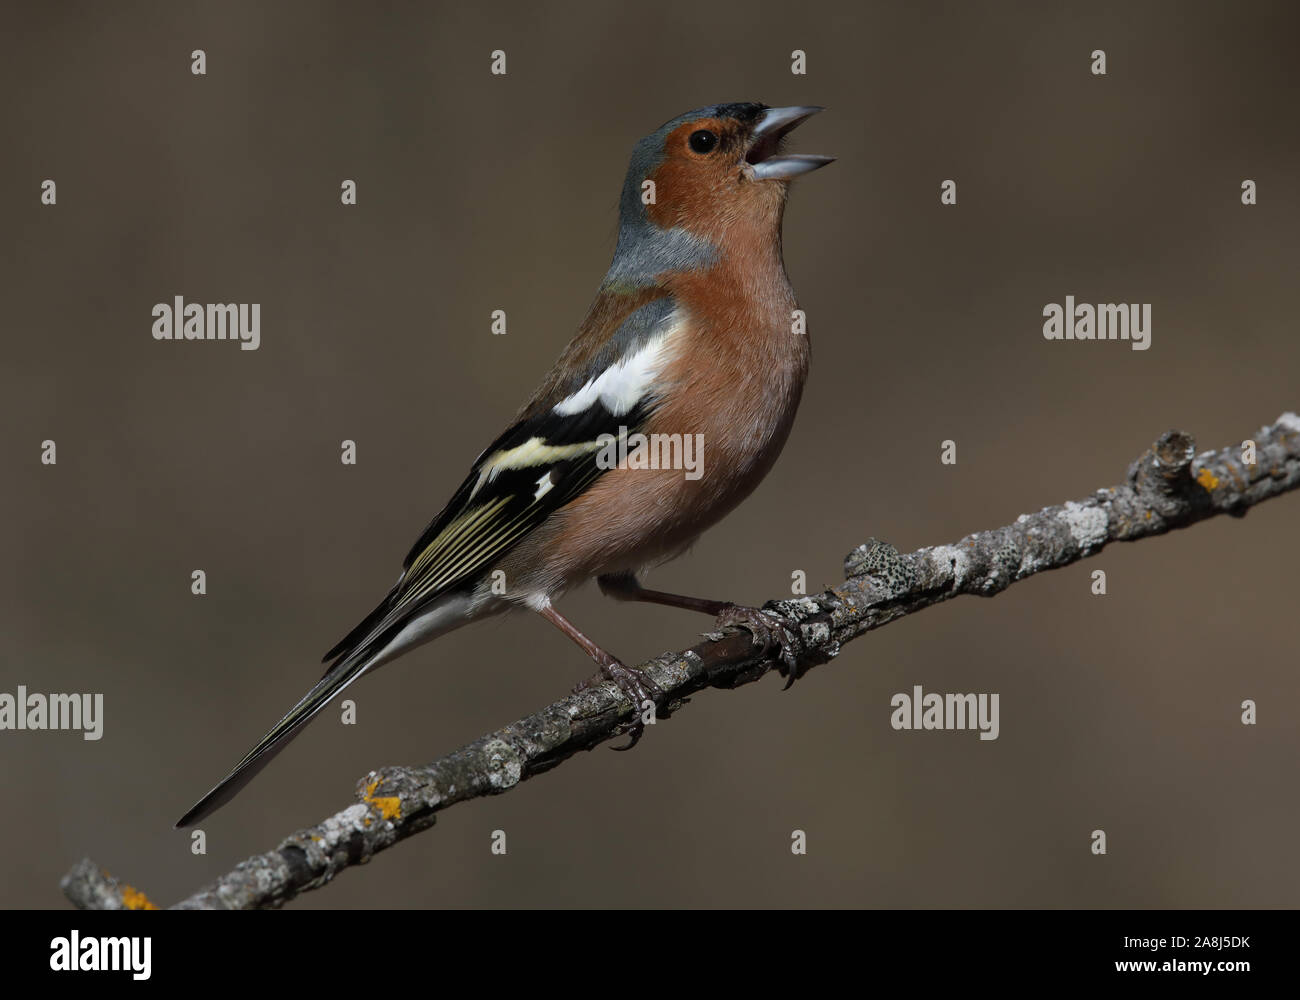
left=745, top=106, right=834, bottom=180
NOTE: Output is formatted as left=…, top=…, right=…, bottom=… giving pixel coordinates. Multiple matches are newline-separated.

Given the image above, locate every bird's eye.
left=688, top=129, right=718, bottom=154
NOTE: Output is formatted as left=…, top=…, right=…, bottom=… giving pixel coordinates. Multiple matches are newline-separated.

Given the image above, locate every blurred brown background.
left=3, top=0, right=1297, bottom=909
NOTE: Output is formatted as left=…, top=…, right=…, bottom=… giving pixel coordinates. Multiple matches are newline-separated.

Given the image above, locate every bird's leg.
left=599, top=571, right=731, bottom=616
left=598, top=573, right=799, bottom=680
left=536, top=602, right=662, bottom=749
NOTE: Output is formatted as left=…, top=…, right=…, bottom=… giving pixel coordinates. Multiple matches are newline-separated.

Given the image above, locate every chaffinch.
left=178, top=102, right=832, bottom=827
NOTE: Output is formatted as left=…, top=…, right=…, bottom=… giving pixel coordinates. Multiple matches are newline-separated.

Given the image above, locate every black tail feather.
left=174, top=652, right=374, bottom=828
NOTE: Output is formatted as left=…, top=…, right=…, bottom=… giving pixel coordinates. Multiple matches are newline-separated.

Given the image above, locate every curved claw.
left=714, top=604, right=802, bottom=686
left=575, top=659, right=663, bottom=750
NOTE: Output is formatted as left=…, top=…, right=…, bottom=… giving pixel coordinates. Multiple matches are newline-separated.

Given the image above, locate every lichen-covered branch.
left=61, top=413, right=1300, bottom=910
left=60, top=858, right=160, bottom=910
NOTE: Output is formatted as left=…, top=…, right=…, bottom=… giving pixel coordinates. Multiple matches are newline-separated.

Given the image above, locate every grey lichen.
left=844, top=537, right=917, bottom=597
left=61, top=413, right=1300, bottom=911
left=482, top=738, right=523, bottom=791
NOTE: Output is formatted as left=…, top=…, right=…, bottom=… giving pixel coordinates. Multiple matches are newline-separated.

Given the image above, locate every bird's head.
left=607, top=103, right=831, bottom=285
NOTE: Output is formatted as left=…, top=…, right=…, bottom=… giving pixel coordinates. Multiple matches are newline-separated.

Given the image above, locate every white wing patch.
left=533, top=471, right=554, bottom=501
left=553, top=311, right=684, bottom=418
left=470, top=437, right=606, bottom=500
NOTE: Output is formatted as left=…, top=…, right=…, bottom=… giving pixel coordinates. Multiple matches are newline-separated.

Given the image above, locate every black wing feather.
left=320, top=397, right=652, bottom=669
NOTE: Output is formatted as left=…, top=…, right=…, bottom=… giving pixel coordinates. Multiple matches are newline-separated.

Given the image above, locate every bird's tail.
left=173, top=649, right=377, bottom=828
left=176, top=581, right=483, bottom=827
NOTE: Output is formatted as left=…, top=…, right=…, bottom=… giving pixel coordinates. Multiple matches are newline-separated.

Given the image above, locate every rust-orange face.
left=612, top=103, right=831, bottom=276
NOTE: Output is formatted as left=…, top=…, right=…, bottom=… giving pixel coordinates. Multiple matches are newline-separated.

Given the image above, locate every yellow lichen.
left=363, top=778, right=402, bottom=821
left=370, top=796, right=402, bottom=820
left=121, top=886, right=159, bottom=910
left=1196, top=467, right=1220, bottom=490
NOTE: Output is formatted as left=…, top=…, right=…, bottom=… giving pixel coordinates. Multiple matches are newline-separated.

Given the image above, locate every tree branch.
left=61, top=413, right=1300, bottom=910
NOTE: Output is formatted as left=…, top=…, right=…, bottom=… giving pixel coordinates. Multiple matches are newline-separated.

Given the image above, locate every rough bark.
left=61, top=412, right=1300, bottom=910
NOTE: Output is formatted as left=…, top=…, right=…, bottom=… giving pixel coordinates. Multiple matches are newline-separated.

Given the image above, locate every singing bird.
left=177, top=102, right=832, bottom=827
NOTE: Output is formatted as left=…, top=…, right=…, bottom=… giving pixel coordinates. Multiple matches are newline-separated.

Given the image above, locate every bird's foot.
left=714, top=604, right=803, bottom=688
left=574, top=656, right=663, bottom=750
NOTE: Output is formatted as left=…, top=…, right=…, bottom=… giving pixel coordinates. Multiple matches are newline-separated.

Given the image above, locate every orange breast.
left=499, top=254, right=809, bottom=597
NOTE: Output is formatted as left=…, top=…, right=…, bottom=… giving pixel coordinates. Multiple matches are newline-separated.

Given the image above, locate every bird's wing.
left=175, top=290, right=684, bottom=827
left=320, top=290, right=685, bottom=669
left=178, top=391, right=659, bottom=827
